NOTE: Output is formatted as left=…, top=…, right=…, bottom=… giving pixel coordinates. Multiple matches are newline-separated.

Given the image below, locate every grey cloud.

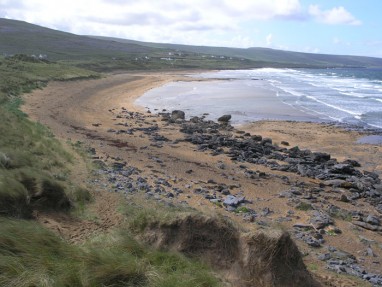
left=0, top=0, right=28, bottom=10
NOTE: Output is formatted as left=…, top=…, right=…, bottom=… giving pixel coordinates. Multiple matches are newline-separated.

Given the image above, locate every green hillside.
left=0, top=18, right=158, bottom=61
left=94, top=37, right=382, bottom=68
left=2, top=17, right=382, bottom=69
left=0, top=18, right=258, bottom=71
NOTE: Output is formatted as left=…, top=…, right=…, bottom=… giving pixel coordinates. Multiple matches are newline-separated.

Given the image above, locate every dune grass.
left=0, top=218, right=220, bottom=287
left=0, top=55, right=220, bottom=286
left=0, top=55, right=99, bottom=217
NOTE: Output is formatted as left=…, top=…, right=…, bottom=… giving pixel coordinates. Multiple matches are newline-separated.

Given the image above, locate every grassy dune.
left=0, top=55, right=220, bottom=286
left=0, top=55, right=99, bottom=217
left=0, top=217, right=219, bottom=287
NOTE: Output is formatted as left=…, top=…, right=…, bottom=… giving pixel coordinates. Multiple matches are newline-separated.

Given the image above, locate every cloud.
left=266, top=34, right=273, bottom=46
left=0, top=0, right=307, bottom=48
left=308, top=5, right=362, bottom=26
left=0, top=0, right=305, bottom=30
left=0, top=0, right=364, bottom=51
left=219, top=0, right=305, bottom=21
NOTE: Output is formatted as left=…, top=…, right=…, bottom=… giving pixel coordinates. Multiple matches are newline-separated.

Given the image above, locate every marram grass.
left=0, top=219, right=220, bottom=287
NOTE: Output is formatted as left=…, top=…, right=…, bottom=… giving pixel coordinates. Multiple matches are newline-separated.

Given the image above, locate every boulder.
left=171, top=110, right=185, bottom=120
left=218, top=114, right=231, bottom=122
left=223, top=195, right=245, bottom=207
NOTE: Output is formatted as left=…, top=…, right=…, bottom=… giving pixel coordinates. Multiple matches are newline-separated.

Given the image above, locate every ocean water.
left=135, top=68, right=382, bottom=129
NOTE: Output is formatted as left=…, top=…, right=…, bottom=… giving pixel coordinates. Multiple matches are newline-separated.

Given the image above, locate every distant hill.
left=93, top=37, right=382, bottom=68
left=0, top=18, right=159, bottom=60
left=1, top=18, right=382, bottom=69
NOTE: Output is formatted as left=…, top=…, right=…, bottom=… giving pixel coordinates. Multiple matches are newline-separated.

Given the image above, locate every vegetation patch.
left=0, top=55, right=99, bottom=217
left=0, top=218, right=220, bottom=287
left=296, top=201, right=314, bottom=211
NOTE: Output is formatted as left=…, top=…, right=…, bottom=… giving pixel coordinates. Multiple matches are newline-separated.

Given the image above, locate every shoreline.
left=134, top=76, right=324, bottom=125
left=22, top=71, right=382, bottom=286
left=134, top=73, right=382, bottom=134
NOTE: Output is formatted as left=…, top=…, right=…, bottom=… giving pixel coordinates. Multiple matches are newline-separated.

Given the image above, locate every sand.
left=22, top=71, right=382, bottom=287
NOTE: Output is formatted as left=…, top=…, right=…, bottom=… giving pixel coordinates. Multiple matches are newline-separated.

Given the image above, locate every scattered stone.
left=223, top=195, right=246, bottom=207
left=340, top=194, right=350, bottom=202
left=366, top=215, right=381, bottom=226
left=293, top=223, right=314, bottom=229
left=216, top=162, right=226, bottom=170
left=310, top=211, right=333, bottom=229
left=353, top=221, right=382, bottom=232
left=366, top=247, right=377, bottom=257
left=262, top=207, right=272, bottom=216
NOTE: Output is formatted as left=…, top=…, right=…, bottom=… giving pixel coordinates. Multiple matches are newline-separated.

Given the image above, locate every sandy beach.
left=23, top=71, right=382, bottom=286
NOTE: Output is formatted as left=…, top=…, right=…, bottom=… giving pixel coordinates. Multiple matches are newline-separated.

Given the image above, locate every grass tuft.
left=0, top=56, right=99, bottom=217
left=0, top=218, right=220, bottom=287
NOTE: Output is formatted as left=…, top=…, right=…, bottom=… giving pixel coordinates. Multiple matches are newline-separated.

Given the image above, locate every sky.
left=1, top=0, right=382, bottom=58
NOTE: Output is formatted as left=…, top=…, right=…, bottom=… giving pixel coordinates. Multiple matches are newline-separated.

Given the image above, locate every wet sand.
left=135, top=77, right=323, bottom=124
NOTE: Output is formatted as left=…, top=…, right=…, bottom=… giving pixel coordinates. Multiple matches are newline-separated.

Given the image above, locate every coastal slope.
left=22, top=72, right=382, bottom=286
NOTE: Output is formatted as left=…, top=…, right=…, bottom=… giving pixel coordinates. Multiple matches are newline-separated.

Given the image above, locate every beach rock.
left=216, top=162, right=226, bottom=170
left=295, top=232, right=322, bottom=247
left=365, top=215, right=380, bottom=226
left=217, top=114, right=231, bottom=122
left=223, top=195, right=245, bottom=207
left=353, top=221, right=382, bottom=232
left=340, top=194, right=350, bottom=202
left=342, top=159, right=361, bottom=167
left=364, top=170, right=380, bottom=181
left=310, top=152, right=331, bottom=163
left=323, top=179, right=346, bottom=187
left=171, top=110, right=185, bottom=120
left=261, top=138, right=272, bottom=145
left=221, top=189, right=231, bottom=195
left=321, top=246, right=382, bottom=286
left=310, top=211, right=333, bottom=229
left=329, top=164, right=356, bottom=175
left=251, top=135, right=262, bottom=141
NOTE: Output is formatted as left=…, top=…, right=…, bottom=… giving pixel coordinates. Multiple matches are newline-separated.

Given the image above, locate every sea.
left=135, top=68, right=382, bottom=130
